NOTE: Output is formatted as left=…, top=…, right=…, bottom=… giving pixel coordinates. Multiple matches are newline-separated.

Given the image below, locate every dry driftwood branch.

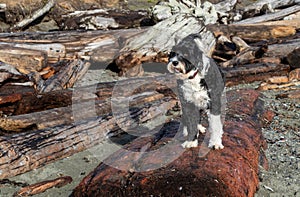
left=13, top=0, right=55, bottom=31
left=72, top=90, right=269, bottom=197
left=236, top=5, right=300, bottom=24
left=13, top=176, right=72, bottom=197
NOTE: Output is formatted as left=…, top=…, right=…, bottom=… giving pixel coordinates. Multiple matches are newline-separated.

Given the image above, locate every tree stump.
left=71, top=89, right=271, bottom=197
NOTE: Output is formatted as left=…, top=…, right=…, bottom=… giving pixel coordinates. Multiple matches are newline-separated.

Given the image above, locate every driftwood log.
left=0, top=28, right=144, bottom=64
left=114, top=13, right=216, bottom=76
left=0, top=75, right=179, bottom=179
left=71, top=89, right=271, bottom=197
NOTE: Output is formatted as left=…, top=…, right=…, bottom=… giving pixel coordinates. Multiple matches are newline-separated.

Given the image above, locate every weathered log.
left=254, top=19, right=300, bottom=29
left=13, top=176, right=72, bottom=197
left=0, top=75, right=178, bottom=179
left=267, top=76, right=289, bottom=84
left=223, top=63, right=290, bottom=86
left=276, top=90, right=300, bottom=99
left=0, top=28, right=144, bottom=64
left=258, top=81, right=300, bottom=91
left=237, top=5, right=300, bottom=24
left=2, top=0, right=124, bottom=29
left=242, top=0, right=300, bottom=13
left=0, top=90, right=167, bottom=132
left=264, top=37, right=300, bottom=58
left=71, top=90, right=269, bottom=197
left=114, top=13, right=216, bottom=76
left=0, top=45, right=47, bottom=74
left=208, top=23, right=297, bottom=42
left=289, top=68, right=300, bottom=81
left=60, top=9, right=150, bottom=30
left=0, top=74, right=177, bottom=116
left=220, top=45, right=268, bottom=67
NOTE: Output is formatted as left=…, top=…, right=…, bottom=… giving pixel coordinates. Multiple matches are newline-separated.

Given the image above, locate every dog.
left=167, top=34, right=225, bottom=149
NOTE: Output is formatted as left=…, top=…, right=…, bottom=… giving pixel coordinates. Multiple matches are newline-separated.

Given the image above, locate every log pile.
left=0, top=0, right=299, bottom=196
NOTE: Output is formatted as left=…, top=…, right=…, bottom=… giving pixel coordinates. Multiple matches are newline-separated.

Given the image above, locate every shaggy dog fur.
left=167, top=34, right=225, bottom=149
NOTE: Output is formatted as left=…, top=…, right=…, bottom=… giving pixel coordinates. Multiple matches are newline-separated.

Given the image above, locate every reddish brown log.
left=13, top=176, right=72, bottom=197
left=72, top=90, right=269, bottom=197
left=0, top=74, right=177, bottom=116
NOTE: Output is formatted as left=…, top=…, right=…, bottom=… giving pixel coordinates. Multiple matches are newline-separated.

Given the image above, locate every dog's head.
left=167, top=51, right=199, bottom=80
left=167, top=34, right=207, bottom=80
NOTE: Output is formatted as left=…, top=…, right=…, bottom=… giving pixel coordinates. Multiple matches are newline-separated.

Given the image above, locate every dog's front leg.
left=181, top=101, right=200, bottom=148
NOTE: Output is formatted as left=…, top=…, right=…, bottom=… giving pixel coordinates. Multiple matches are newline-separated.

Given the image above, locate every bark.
left=71, top=90, right=269, bottom=197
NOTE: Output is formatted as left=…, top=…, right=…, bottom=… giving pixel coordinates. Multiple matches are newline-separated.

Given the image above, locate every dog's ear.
left=183, top=58, right=196, bottom=73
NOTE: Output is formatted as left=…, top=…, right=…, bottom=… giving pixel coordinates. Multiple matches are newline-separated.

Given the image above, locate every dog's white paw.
left=183, top=126, right=188, bottom=137
left=197, top=124, right=206, bottom=133
left=181, top=140, right=198, bottom=148
left=208, top=141, right=224, bottom=150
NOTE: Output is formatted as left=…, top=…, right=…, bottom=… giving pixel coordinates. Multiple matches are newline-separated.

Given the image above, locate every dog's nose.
left=172, top=61, right=179, bottom=66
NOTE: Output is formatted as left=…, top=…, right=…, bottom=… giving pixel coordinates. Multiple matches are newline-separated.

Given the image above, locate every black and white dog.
left=167, top=34, right=225, bottom=149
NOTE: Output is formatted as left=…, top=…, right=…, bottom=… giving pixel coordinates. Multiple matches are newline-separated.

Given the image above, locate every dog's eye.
left=169, top=52, right=176, bottom=58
